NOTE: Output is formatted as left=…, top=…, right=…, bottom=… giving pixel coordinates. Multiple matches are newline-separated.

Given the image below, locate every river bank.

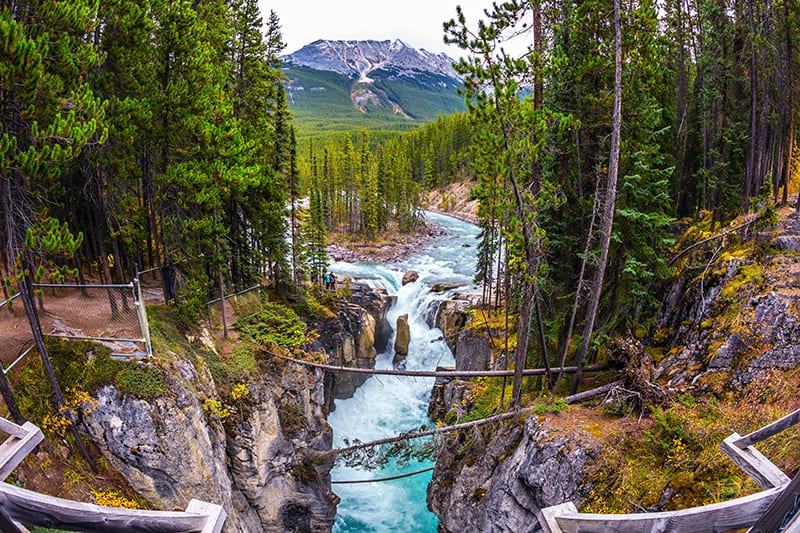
left=327, top=182, right=479, bottom=264
left=327, top=217, right=448, bottom=264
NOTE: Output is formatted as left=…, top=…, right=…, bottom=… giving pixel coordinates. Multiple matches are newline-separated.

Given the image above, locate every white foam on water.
left=329, top=212, right=478, bottom=533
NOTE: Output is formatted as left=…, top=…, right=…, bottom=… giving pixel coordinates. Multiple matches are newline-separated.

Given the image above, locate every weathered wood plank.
left=735, top=408, right=800, bottom=449
left=779, top=512, right=800, bottom=533
left=543, top=484, right=784, bottom=533
left=562, top=381, right=622, bottom=404
left=0, top=418, right=28, bottom=439
left=721, top=432, right=790, bottom=489
left=0, top=503, right=25, bottom=533
left=748, top=472, right=800, bottom=533
left=0, top=481, right=218, bottom=532
left=0, top=422, right=44, bottom=481
left=538, top=502, right=578, bottom=533
left=185, top=499, right=226, bottom=533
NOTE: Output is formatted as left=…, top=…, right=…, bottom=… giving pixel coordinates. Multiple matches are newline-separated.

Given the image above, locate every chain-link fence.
left=207, top=284, right=265, bottom=336
left=0, top=281, right=151, bottom=377
left=137, top=265, right=184, bottom=305
left=0, top=293, right=31, bottom=376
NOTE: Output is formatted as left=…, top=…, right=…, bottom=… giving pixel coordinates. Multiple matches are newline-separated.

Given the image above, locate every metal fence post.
left=133, top=279, right=153, bottom=357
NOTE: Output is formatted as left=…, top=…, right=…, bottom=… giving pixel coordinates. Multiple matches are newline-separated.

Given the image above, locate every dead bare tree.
left=570, top=0, right=624, bottom=394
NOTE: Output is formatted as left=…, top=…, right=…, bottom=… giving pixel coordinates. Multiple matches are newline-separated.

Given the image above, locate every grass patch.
left=581, top=379, right=800, bottom=514
left=14, top=339, right=121, bottom=423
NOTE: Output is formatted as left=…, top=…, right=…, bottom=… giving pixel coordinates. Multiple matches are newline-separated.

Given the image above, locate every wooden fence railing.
left=0, top=418, right=43, bottom=482
left=0, top=416, right=226, bottom=533
left=538, top=408, right=800, bottom=533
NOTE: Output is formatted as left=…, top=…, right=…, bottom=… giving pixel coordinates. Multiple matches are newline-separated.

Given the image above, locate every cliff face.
left=427, top=296, right=600, bottom=532
left=309, top=283, right=395, bottom=403
left=82, top=353, right=337, bottom=533
left=429, top=415, right=600, bottom=533
left=429, top=294, right=492, bottom=372
left=79, top=285, right=394, bottom=532
left=653, top=212, right=800, bottom=391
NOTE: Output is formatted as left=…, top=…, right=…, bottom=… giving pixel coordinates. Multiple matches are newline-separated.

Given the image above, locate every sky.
left=257, top=0, right=496, bottom=58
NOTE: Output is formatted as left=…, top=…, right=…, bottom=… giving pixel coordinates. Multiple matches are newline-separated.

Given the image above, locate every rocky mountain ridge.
left=284, top=39, right=460, bottom=81
left=282, top=39, right=465, bottom=131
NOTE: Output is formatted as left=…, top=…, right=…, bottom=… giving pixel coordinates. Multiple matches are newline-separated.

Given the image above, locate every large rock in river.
left=349, top=282, right=396, bottom=353
left=402, top=270, right=419, bottom=285
left=393, top=314, right=410, bottom=364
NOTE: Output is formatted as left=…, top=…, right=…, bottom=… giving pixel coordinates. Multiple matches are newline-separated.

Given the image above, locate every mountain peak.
left=284, top=39, right=460, bottom=80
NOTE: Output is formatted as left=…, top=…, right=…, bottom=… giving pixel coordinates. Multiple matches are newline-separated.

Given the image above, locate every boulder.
left=309, top=303, right=378, bottom=401
left=350, top=282, right=396, bottom=352
left=402, top=270, right=419, bottom=285
left=430, top=282, right=462, bottom=293
left=393, top=314, right=410, bottom=364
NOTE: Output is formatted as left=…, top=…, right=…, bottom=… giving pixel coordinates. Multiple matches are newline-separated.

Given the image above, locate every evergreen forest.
left=1, top=0, right=799, bottom=402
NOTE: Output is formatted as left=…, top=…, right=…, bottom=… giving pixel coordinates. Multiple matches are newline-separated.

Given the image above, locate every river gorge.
left=328, top=211, right=479, bottom=531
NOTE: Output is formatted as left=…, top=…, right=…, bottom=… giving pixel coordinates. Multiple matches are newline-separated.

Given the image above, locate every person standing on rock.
left=324, top=272, right=331, bottom=289
left=329, top=272, right=337, bottom=290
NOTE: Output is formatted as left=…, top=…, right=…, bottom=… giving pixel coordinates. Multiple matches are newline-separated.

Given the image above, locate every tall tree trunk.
left=18, top=260, right=95, bottom=470
left=0, top=369, right=24, bottom=424
left=508, top=0, right=546, bottom=408
left=784, top=0, right=796, bottom=208
left=745, top=0, right=758, bottom=212
left=571, top=0, right=623, bottom=394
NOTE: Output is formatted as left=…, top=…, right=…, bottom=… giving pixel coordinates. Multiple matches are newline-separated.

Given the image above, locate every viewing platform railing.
left=538, top=407, right=800, bottom=533
left=0, top=416, right=225, bottom=533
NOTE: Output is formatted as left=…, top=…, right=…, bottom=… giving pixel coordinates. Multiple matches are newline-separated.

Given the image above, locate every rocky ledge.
left=81, top=354, right=336, bottom=532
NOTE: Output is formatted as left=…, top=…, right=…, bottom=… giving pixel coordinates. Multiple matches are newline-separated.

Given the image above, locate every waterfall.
left=328, top=212, right=478, bottom=532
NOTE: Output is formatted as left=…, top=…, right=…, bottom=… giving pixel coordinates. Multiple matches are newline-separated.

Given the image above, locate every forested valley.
left=1, top=0, right=800, bottom=529
left=2, top=0, right=797, bottom=340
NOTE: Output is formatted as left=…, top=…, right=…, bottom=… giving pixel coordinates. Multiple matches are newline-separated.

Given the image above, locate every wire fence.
left=206, top=284, right=265, bottom=335
left=0, top=264, right=265, bottom=377
left=0, top=281, right=151, bottom=377
left=137, top=265, right=182, bottom=304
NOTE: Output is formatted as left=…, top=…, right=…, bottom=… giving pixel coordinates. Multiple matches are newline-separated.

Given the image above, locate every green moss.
left=719, top=262, right=764, bottom=303
left=532, top=398, right=569, bottom=415
left=12, top=338, right=172, bottom=423
left=198, top=341, right=258, bottom=390
left=227, top=344, right=258, bottom=377
left=146, top=305, right=192, bottom=353
left=114, top=365, right=168, bottom=400
left=14, top=339, right=125, bottom=423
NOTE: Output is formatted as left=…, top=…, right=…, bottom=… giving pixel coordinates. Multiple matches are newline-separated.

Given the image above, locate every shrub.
left=237, top=303, right=307, bottom=348
left=203, top=399, right=230, bottom=421
left=90, top=489, right=140, bottom=509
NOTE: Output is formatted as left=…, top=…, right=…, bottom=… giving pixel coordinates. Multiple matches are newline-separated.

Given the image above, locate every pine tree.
left=0, top=0, right=103, bottom=457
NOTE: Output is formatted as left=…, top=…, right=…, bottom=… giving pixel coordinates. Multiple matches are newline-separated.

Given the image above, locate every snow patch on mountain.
left=284, top=39, right=460, bottom=80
